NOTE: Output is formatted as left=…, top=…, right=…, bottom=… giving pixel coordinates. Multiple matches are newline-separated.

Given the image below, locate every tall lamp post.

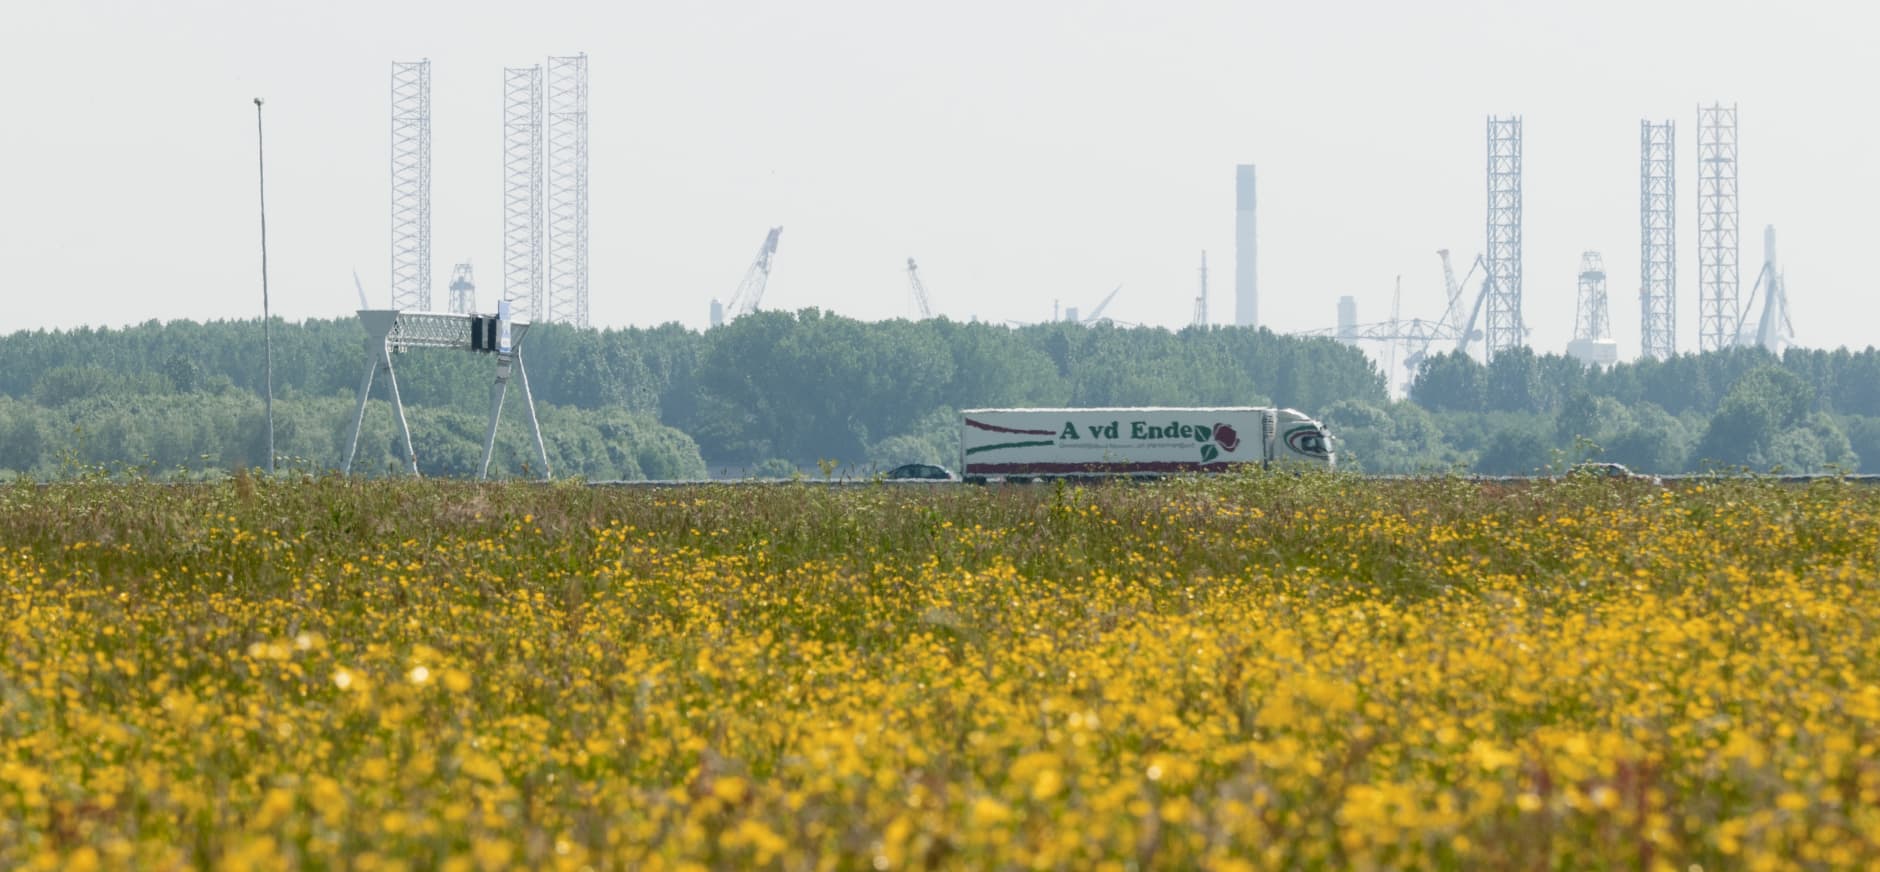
left=254, top=97, right=275, bottom=475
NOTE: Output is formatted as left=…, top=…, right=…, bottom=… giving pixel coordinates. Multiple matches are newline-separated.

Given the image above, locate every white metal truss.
left=390, top=60, right=432, bottom=311
left=342, top=308, right=550, bottom=479
left=547, top=54, right=589, bottom=327
left=1697, top=103, right=1740, bottom=352
left=503, top=66, right=544, bottom=323
left=1639, top=120, right=1676, bottom=360
left=1574, top=251, right=1610, bottom=342
left=1484, top=116, right=1525, bottom=360
left=447, top=262, right=476, bottom=314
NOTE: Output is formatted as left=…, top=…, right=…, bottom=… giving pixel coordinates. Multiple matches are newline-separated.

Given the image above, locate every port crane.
left=1295, top=250, right=1498, bottom=393
left=711, top=227, right=783, bottom=327
left=1734, top=226, right=1795, bottom=353
left=905, top=258, right=934, bottom=319
left=1078, top=284, right=1123, bottom=324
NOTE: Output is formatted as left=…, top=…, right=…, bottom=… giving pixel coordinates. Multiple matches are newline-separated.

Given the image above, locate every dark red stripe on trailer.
left=964, top=461, right=1243, bottom=474
left=963, top=418, right=1058, bottom=436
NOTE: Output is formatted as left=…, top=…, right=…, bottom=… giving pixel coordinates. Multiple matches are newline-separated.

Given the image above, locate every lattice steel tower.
left=447, top=262, right=477, bottom=314
left=1697, top=104, right=1739, bottom=351
left=1484, top=116, right=1525, bottom=359
left=547, top=54, right=590, bottom=327
left=1639, top=120, right=1676, bottom=360
left=1574, top=252, right=1610, bottom=342
left=390, top=60, right=432, bottom=311
left=503, top=66, right=544, bottom=322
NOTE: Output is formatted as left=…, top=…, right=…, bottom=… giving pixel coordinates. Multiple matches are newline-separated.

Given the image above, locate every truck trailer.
left=959, top=407, right=1333, bottom=481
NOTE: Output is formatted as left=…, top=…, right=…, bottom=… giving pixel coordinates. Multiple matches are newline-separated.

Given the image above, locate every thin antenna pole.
left=254, top=97, right=276, bottom=476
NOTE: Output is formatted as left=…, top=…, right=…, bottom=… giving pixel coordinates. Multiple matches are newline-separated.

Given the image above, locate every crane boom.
left=724, top=227, right=784, bottom=319
left=1454, top=256, right=1492, bottom=356
left=1741, top=263, right=1794, bottom=352
left=1399, top=250, right=1484, bottom=370
left=1438, top=249, right=1464, bottom=330
left=1081, top=284, right=1123, bottom=323
left=1739, top=227, right=1795, bottom=353
left=1385, top=276, right=1403, bottom=394
left=906, top=257, right=933, bottom=319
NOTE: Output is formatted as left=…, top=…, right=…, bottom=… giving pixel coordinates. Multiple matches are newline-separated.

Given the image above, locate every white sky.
left=4, top=0, right=1874, bottom=360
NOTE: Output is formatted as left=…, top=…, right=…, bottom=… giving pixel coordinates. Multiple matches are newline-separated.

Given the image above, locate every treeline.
left=1364, top=345, right=1880, bottom=474
left=0, top=311, right=1385, bottom=477
left=3, top=310, right=1878, bottom=477
left=0, top=391, right=705, bottom=481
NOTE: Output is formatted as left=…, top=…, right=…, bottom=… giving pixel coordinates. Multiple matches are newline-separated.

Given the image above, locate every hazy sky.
left=5, top=0, right=1875, bottom=365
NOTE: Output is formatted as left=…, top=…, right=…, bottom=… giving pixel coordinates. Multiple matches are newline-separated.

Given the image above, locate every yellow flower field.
left=3, top=474, right=1878, bottom=869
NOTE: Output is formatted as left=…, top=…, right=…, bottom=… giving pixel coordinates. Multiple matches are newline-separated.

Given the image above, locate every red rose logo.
left=1213, top=423, right=1240, bottom=452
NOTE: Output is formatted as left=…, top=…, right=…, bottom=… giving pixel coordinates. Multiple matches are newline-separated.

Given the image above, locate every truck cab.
left=1269, top=408, right=1336, bottom=469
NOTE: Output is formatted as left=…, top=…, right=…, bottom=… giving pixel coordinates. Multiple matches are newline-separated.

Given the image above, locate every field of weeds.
left=3, top=473, right=1879, bottom=870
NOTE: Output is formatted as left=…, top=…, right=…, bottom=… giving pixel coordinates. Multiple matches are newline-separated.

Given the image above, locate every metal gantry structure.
left=389, top=60, right=432, bottom=311
left=447, top=262, right=477, bottom=314
left=343, top=308, right=550, bottom=480
left=502, top=65, right=545, bottom=323
left=1573, top=251, right=1611, bottom=343
left=546, top=54, right=590, bottom=327
left=1568, top=251, right=1619, bottom=367
left=905, top=258, right=933, bottom=319
left=1640, top=120, right=1677, bottom=360
left=1697, top=103, right=1740, bottom=352
left=1484, top=116, right=1524, bottom=360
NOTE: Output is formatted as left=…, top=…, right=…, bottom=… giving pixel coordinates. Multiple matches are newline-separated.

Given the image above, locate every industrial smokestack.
left=1336, top=296, right=1357, bottom=344
left=1235, top=165, right=1257, bottom=327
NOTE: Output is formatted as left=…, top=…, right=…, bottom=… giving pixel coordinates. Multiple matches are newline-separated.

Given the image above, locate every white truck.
left=959, top=407, right=1334, bottom=482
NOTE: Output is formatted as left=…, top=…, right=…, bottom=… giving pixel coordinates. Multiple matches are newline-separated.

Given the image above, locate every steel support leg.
left=478, top=360, right=511, bottom=480
left=515, top=353, right=551, bottom=480
left=381, top=350, right=419, bottom=476
left=342, top=357, right=379, bottom=475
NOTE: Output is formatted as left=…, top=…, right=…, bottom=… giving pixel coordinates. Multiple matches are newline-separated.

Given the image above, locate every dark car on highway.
left=885, top=463, right=956, bottom=481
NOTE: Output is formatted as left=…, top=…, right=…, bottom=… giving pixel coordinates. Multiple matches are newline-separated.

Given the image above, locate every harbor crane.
left=906, top=257, right=934, bottom=319
left=1297, top=250, right=1496, bottom=393
left=711, top=227, right=783, bottom=327
left=1433, top=249, right=1489, bottom=359
left=1735, top=225, right=1795, bottom=353
left=1078, top=284, right=1123, bottom=324
left=1009, top=284, right=1126, bottom=327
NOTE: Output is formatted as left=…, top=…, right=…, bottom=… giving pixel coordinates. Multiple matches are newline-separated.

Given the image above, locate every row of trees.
left=1411, top=345, right=1880, bottom=419
left=0, top=393, right=704, bottom=482
left=1, top=310, right=1875, bottom=477
left=0, top=312, right=1386, bottom=475
left=1332, top=349, right=1875, bottom=474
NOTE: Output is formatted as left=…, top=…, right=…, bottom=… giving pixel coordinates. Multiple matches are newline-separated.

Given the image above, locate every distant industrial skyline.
left=3, top=0, right=1874, bottom=358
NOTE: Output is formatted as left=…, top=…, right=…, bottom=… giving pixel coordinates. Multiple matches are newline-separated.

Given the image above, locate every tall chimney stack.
left=1235, top=164, right=1258, bottom=327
